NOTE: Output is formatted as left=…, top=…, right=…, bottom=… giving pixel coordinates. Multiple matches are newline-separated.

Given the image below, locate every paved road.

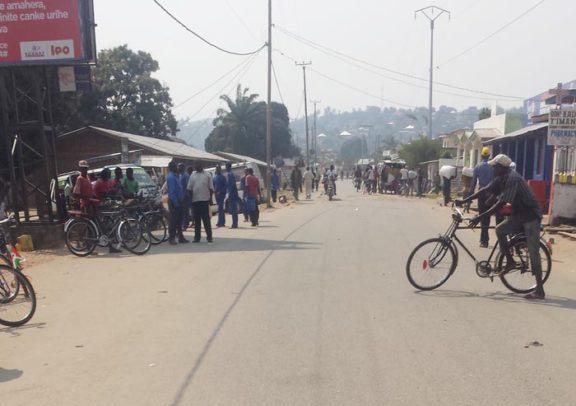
left=2, top=182, right=576, bottom=405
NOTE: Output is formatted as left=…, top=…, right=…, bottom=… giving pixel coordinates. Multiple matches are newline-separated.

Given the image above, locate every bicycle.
left=0, top=216, right=36, bottom=327
left=127, top=200, right=168, bottom=245
left=406, top=206, right=552, bottom=293
left=65, top=200, right=151, bottom=257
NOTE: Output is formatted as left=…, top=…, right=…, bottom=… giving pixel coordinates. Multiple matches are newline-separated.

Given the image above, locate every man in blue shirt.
left=213, top=165, right=228, bottom=227
left=179, top=163, right=191, bottom=231
left=167, top=161, right=188, bottom=245
left=226, top=162, right=239, bottom=228
left=271, top=169, right=280, bottom=203
left=469, top=147, right=494, bottom=248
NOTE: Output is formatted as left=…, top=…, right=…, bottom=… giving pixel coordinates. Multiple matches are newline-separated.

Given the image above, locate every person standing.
left=469, top=147, right=495, bottom=247
left=94, top=168, right=114, bottom=201
left=367, top=165, right=375, bottom=195
left=271, top=168, right=280, bottom=203
left=303, top=167, right=314, bottom=199
left=213, top=165, right=227, bottom=228
left=226, top=162, right=239, bottom=228
left=240, top=168, right=250, bottom=222
left=440, top=165, right=456, bottom=206
left=167, top=161, right=188, bottom=245
left=180, top=165, right=192, bottom=231
left=245, top=168, right=261, bottom=226
left=291, top=166, right=303, bottom=201
left=122, top=167, right=139, bottom=198
left=187, top=162, right=214, bottom=243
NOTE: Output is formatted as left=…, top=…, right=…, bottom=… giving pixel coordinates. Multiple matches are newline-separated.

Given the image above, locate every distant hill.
left=177, top=118, right=214, bottom=150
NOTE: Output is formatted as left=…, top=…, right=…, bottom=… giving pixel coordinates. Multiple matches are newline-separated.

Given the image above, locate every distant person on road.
left=304, top=167, right=314, bottom=199
left=187, top=162, right=214, bottom=243
left=213, top=165, right=228, bottom=228
left=180, top=165, right=192, bottom=231
left=245, top=168, right=261, bottom=226
left=468, top=147, right=495, bottom=248
left=167, top=160, right=188, bottom=245
left=226, top=162, right=239, bottom=228
left=440, top=165, right=456, bottom=206
left=291, top=166, right=303, bottom=201
left=271, top=168, right=280, bottom=203
left=408, top=168, right=418, bottom=196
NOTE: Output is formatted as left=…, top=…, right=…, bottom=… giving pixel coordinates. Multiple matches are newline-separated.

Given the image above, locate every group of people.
left=288, top=165, right=338, bottom=201
left=353, top=165, right=424, bottom=196
left=457, top=149, right=546, bottom=300
left=165, top=161, right=262, bottom=245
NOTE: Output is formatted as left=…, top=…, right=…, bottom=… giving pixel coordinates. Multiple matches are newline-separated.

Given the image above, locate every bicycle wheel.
left=141, top=213, right=167, bottom=245
left=406, top=238, right=457, bottom=290
left=119, top=218, right=151, bottom=255
left=0, top=266, right=36, bottom=327
left=65, top=219, right=98, bottom=257
left=499, top=239, right=552, bottom=294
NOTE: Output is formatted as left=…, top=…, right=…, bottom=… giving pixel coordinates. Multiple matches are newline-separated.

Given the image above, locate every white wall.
left=551, top=183, right=576, bottom=223
left=473, top=114, right=507, bottom=134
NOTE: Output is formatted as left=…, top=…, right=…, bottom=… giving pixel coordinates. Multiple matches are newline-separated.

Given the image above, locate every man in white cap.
left=458, top=154, right=545, bottom=299
left=468, top=147, right=494, bottom=248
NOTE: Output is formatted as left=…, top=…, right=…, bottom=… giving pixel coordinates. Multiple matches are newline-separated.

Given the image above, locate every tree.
left=205, top=85, right=299, bottom=160
left=339, top=136, right=364, bottom=166
left=76, top=45, right=177, bottom=138
left=479, top=107, right=491, bottom=120
left=399, top=137, right=444, bottom=167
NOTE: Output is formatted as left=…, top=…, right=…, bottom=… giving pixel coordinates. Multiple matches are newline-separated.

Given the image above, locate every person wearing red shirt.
left=245, top=168, right=261, bottom=226
left=73, top=160, right=94, bottom=209
left=93, top=168, right=114, bottom=201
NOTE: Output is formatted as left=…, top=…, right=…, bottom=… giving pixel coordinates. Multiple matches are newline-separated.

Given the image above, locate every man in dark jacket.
left=290, top=167, right=303, bottom=201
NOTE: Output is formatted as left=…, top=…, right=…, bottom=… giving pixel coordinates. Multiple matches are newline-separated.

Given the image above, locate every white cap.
left=488, top=154, right=512, bottom=168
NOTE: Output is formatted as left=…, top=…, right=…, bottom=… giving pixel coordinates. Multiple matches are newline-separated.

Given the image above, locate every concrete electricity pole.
left=265, top=0, right=273, bottom=207
left=415, top=6, right=450, bottom=139
left=311, top=100, right=321, bottom=168
left=296, top=61, right=312, bottom=168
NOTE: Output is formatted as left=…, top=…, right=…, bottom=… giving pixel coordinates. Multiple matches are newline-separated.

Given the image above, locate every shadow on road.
left=0, top=368, right=23, bottom=383
left=0, top=322, right=47, bottom=337
left=416, top=290, right=576, bottom=311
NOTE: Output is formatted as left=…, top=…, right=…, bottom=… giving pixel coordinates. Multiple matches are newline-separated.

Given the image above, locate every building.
left=56, top=126, right=226, bottom=174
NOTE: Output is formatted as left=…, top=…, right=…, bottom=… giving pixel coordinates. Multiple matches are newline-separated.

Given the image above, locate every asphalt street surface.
left=2, top=182, right=576, bottom=405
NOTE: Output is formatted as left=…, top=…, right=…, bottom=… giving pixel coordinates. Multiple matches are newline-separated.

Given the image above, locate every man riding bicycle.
left=456, top=154, right=545, bottom=300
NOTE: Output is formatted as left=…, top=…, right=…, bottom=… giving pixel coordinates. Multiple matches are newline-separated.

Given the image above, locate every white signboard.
left=548, top=108, right=576, bottom=146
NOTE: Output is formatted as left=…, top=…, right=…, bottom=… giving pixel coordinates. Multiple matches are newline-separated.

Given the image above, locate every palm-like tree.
left=214, top=85, right=261, bottom=152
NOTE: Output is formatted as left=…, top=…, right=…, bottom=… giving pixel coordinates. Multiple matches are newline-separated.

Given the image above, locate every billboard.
left=524, top=80, right=576, bottom=125
left=548, top=108, right=576, bottom=147
left=0, top=0, right=95, bottom=66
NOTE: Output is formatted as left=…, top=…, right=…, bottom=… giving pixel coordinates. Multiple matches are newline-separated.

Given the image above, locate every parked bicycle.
left=0, top=216, right=36, bottom=327
left=65, top=200, right=151, bottom=257
left=127, top=199, right=168, bottom=245
left=406, top=206, right=552, bottom=293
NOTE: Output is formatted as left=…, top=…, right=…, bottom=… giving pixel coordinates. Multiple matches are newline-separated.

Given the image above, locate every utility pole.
left=296, top=61, right=312, bottom=168
left=311, top=100, right=321, bottom=169
left=265, top=0, right=272, bottom=207
left=415, top=6, right=450, bottom=139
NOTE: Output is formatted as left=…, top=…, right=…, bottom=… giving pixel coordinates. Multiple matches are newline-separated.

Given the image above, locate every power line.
left=271, top=62, right=285, bottom=105
left=438, top=0, right=547, bottom=67
left=274, top=25, right=523, bottom=100
left=174, top=56, right=256, bottom=109
left=276, top=49, right=416, bottom=108
left=153, top=0, right=267, bottom=56
left=223, top=0, right=259, bottom=41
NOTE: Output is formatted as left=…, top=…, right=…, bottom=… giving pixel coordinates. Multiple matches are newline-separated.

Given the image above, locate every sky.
left=94, top=0, right=575, bottom=122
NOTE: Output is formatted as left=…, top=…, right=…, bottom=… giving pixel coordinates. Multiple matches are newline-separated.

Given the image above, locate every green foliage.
left=339, top=136, right=364, bottom=165
left=479, top=107, right=491, bottom=120
left=399, top=137, right=444, bottom=167
left=205, top=85, right=299, bottom=160
left=76, top=45, right=177, bottom=138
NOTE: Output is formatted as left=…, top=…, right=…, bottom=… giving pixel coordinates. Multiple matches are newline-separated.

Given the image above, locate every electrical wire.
left=438, top=0, right=547, bottom=67
left=153, top=0, right=267, bottom=56
left=274, top=24, right=523, bottom=100
left=275, top=49, right=416, bottom=109
left=174, top=55, right=256, bottom=109
left=223, top=0, right=259, bottom=41
left=271, top=62, right=285, bottom=105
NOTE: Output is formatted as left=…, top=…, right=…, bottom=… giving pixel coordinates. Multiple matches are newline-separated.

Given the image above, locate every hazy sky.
left=95, top=0, right=574, bottom=122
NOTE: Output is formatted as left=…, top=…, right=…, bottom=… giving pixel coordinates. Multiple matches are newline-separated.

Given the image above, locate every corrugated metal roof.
left=471, top=128, right=502, bottom=140
left=483, top=123, right=548, bottom=145
left=60, top=126, right=226, bottom=162
left=140, top=155, right=173, bottom=168
left=214, top=151, right=268, bottom=167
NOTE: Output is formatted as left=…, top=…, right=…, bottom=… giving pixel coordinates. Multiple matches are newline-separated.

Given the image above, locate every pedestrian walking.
left=187, top=162, right=214, bottom=243
left=245, top=168, right=261, bottom=226
left=440, top=165, right=456, bottom=206
left=408, top=168, right=417, bottom=196
left=468, top=147, right=495, bottom=248
left=226, top=162, right=239, bottom=228
left=291, top=166, right=303, bottom=201
left=167, top=161, right=188, bottom=245
left=304, top=167, right=314, bottom=199
left=213, top=165, right=227, bottom=228
left=271, top=168, right=280, bottom=203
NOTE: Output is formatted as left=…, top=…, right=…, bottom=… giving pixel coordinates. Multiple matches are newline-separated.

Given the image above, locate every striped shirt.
left=500, top=171, right=541, bottom=223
